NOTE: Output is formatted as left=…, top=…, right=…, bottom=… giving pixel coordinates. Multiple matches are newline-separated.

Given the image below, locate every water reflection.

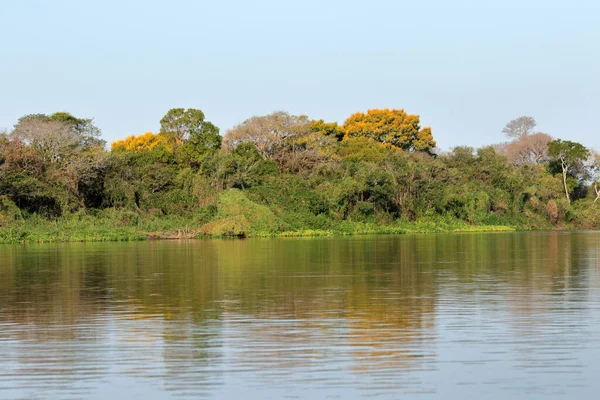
left=1, top=232, right=600, bottom=399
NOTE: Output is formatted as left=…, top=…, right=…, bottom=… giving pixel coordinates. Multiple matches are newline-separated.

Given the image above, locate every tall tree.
left=548, top=139, right=590, bottom=205
left=111, top=132, right=169, bottom=152
left=159, top=108, right=220, bottom=147
left=341, top=109, right=435, bottom=152
left=5, top=112, right=109, bottom=213
left=503, top=132, right=553, bottom=165
left=502, top=116, right=536, bottom=139
left=159, top=108, right=221, bottom=167
left=11, top=118, right=81, bottom=164
left=223, top=111, right=310, bottom=159
left=14, top=112, right=104, bottom=148
left=48, top=112, right=104, bottom=147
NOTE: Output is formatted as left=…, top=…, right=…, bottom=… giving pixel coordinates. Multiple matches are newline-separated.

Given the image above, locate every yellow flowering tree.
left=111, top=132, right=170, bottom=152
left=342, top=108, right=435, bottom=152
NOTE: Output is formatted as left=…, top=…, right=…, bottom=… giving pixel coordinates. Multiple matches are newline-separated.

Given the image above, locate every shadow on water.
left=1, top=231, right=599, bottom=399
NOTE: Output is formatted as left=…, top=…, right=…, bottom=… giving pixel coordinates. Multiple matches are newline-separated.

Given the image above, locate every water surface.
left=1, top=232, right=600, bottom=399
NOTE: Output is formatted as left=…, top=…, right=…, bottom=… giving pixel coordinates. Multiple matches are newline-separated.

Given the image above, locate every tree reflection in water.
left=0, top=232, right=599, bottom=399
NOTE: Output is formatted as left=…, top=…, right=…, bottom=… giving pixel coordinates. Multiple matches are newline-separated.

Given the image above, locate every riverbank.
left=0, top=216, right=517, bottom=244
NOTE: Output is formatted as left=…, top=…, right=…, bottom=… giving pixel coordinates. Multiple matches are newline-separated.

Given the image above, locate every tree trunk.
left=561, top=156, right=570, bottom=206
left=594, top=183, right=600, bottom=204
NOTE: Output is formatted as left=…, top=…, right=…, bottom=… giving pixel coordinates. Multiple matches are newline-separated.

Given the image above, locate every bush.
left=198, top=189, right=283, bottom=237
left=0, top=196, right=22, bottom=227
left=570, top=201, right=600, bottom=229
left=96, top=208, right=140, bottom=227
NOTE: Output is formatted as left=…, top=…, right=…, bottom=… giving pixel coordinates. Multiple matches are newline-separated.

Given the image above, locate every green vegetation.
left=1, top=110, right=598, bottom=244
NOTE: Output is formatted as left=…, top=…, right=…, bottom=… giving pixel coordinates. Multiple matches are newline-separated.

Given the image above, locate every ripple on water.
left=1, top=233, right=600, bottom=399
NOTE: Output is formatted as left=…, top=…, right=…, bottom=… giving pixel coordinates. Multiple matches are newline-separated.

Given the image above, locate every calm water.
left=1, top=232, right=600, bottom=399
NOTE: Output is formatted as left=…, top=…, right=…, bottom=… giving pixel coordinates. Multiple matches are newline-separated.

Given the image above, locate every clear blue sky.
left=1, top=0, right=599, bottom=150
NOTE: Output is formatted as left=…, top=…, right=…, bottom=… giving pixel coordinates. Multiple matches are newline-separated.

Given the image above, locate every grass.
left=0, top=217, right=518, bottom=244
left=0, top=222, right=146, bottom=244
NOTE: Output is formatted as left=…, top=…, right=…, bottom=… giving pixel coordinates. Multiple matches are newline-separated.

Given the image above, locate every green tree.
left=159, top=108, right=220, bottom=145
left=48, top=112, right=104, bottom=147
left=216, top=143, right=278, bottom=190
left=308, top=119, right=342, bottom=140
left=548, top=139, right=590, bottom=205
left=159, top=108, right=221, bottom=167
left=2, top=112, right=109, bottom=214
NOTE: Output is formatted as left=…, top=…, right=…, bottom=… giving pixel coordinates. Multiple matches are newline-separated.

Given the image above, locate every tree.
left=547, top=139, right=590, bottom=205
left=502, top=116, right=536, bottom=139
left=503, top=132, right=553, bottom=165
left=341, top=108, right=435, bottom=152
left=4, top=112, right=109, bottom=213
left=111, top=132, right=170, bottom=152
left=12, top=112, right=104, bottom=161
left=0, top=135, right=44, bottom=176
left=159, top=108, right=221, bottom=167
left=223, top=111, right=311, bottom=159
left=159, top=108, right=221, bottom=147
left=336, top=137, right=392, bottom=163
left=308, top=119, right=343, bottom=140
left=588, top=151, right=600, bottom=204
left=73, top=145, right=110, bottom=208
left=216, top=143, right=278, bottom=190
left=14, top=112, right=104, bottom=148
left=11, top=118, right=81, bottom=164
left=48, top=112, right=104, bottom=147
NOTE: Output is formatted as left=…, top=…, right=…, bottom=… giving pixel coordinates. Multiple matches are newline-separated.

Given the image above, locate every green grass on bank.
left=0, top=224, right=146, bottom=244
left=0, top=221, right=517, bottom=244
left=0, top=216, right=517, bottom=244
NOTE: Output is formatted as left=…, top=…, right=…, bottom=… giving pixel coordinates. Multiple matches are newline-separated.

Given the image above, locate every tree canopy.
left=2, top=107, right=600, bottom=239
left=159, top=108, right=221, bottom=149
left=548, top=139, right=590, bottom=205
left=111, top=132, right=169, bottom=152
left=158, top=108, right=221, bottom=168
left=502, top=116, right=537, bottom=139
left=223, top=111, right=311, bottom=159
left=341, top=108, right=435, bottom=152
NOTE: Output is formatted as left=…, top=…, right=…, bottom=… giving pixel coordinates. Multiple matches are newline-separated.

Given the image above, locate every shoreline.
left=0, top=222, right=525, bottom=245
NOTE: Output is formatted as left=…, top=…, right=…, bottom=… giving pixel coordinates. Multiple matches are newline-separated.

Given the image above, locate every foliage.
left=223, top=111, right=310, bottom=159
left=548, top=139, right=590, bottom=175
left=308, top=119, right=343, bottom=140
left=342, top=108, right=435, bottom=152
left=111, top=132, right=169, bottom=152
left=159, top=108, right=221, bottom=168
left=159, top=108, right=220, bottom=146
left=502, top=116, right=537, bottom=139
left=198, top=189, right=282, bottom=237
left=498, top=132, right=552, bottom=165
left=1, top=108, right=600, bottom=243
left=0, top=195, right=23, bottom=227
left=548, top=139, right=590, bottom=205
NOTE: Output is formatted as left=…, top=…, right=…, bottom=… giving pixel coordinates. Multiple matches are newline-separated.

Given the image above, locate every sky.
left=1, top=0, right=599, bottom=151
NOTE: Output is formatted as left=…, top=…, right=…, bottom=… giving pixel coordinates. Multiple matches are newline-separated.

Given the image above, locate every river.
left=1, top=232, right=599, bottom=399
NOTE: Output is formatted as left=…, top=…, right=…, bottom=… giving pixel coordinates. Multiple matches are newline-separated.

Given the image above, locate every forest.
left=1, top=108, right=599, bottom=243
